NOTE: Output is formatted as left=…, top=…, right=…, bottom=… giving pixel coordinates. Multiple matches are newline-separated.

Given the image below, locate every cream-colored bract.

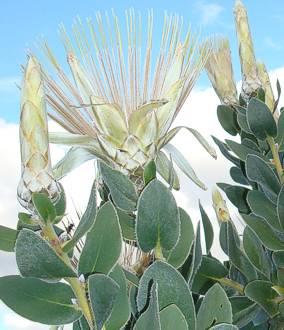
left=205, top=38, right=238, bottom=106
left=17, top=57, right=60, bottom=210
left=39, top=10, right=215, bottom=185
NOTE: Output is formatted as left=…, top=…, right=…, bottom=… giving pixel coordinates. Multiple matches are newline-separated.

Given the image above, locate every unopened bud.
left=234, top=0, right=261, bottom=100
left=212, top=188, right=231, bottom=223
left=205, top=38, right=238, bottom=105
left=17, top=56, right=60, bottom=211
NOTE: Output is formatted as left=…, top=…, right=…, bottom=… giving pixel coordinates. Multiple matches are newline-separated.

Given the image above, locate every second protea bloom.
left=234, top=0, right=261, bottom=100
left=17, top=56, right=60, bottom=210
left=39, top=10, right=214, bottom=186
left=205, top=38, right=238, bottom=105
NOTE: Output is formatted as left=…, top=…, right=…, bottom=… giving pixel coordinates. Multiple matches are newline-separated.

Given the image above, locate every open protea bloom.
left=40, top=10, right=215, bottom=188
left=17, top=56, right=60, bottom=210
left=205, top=38, right=238, bottom=106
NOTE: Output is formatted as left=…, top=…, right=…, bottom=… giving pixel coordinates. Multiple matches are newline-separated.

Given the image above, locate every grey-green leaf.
left=105, top=266, right=131, bottom=330
left=0, top=225, right=17, bottom=252
left=99, top=161, right=138, bottom=211
left=32, top=193, right=56, bottom=224
left=15, top=229, right=76, bottom=279
left=277, top=185, right=284, bottom=229
left=88, top=274, right=119, bottom=330
left=226, top=221, right=257, bottom=281
left=199, top=202, right=214, bottom=254
left=164, top=208, right=194, bottom=268
left=196, top=283, right=232, bottom=330
left=247, top=190, right=281, bottom=231
left=188, top=222, right=203, bottom=286
left=191, top=256, right=228, bottom=295
left=247, top=97, right=277, bottom=140
left=246, top=154, right=280, bottom=203
left=217, top=105, right=239, bottom=136
left=160, top=304, right=188, bottom=330
left=245, top=280, right=279, bottom=317
left=78, top=202, right=122, bottom=275
left=143, top=160, right=156, bottom=185
left=226, top=139, right=265, bottom=162
left=137, top=261, right=196, bottom=330
left=136, top=179, right=180, bottom=252
left=242, top=213, right=284, bottom=251
left=134, top=283, right=161, bottom=330
left=243, top=226, right=271, bottom=278
left=116, top=208, right=136, bottom=241
left=0, top=275, right=82, bottom=325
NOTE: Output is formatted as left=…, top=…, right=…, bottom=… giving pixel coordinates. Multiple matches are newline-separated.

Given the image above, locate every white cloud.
left=1, top=66, right=284, bottom=328
left=195, top=1, right=224, bottom=26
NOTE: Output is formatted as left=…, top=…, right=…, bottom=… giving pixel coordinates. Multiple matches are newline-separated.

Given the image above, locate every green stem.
left=267, top=136, right=284, bottom=183
left=42, top=223, right=94, bottom=329
left=211, top=277, right=244, bottom=295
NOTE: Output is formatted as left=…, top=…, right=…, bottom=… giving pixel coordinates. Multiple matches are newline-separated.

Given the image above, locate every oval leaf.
left=245, top=280, right=279, bottom=317
left=196, top=283, right=232, bottom=330
left=99, top=161, right=138, bottom=211
left=134, top=283, right=161, bottom=330
left=246, top=154, right=280, bottom=203
left=137, top=261, right=196, bottom=330
left=78, top=202, right=122, bottom=275
left=247, top=97, right=277, bottom=140
left=0, top=275, right=81, bottom=325
left=105, top=266, right=131, bottom=330
left=136, top=179, right=180, bottom=252
left=0, top=225, right=17, bottom=252
left=164, top=208, right=194, bottom=268
left=88, top=273, right=119, bottom=330
left=15, top=229, right=76, bottom=279
left=160, top=304, right=188, bottom=330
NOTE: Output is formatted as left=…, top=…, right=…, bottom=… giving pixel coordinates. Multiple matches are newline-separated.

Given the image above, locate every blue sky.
left=1, top=0, right=284, bottom=123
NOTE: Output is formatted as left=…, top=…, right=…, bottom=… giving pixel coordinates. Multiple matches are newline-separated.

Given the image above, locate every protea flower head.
left=205, top=38, right=238, bottom=105
left=39, top=10, right=215, bottom=188
left=17, top=56, right=60, bottom=211
left=234, top=0, right=261, bottom=100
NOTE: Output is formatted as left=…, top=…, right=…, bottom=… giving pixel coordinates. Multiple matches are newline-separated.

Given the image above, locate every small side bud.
left=212, top=188, right=231, bottom=223
left=17, top=56, right=60, bottom=211
left=205, top=38, right=238, bottom=105
left=234, top=0, right=261, bottom=100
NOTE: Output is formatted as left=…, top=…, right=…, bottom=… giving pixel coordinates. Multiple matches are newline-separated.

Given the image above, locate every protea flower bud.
left=17, top=56, right=60, bottom=210
left=205, top=39, right=238, bottom=105
left=212, top=188, right=231, bottom=223
left=234, top=0, right=261, bottom=100
left=257, top=62, right=276, bottom=113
